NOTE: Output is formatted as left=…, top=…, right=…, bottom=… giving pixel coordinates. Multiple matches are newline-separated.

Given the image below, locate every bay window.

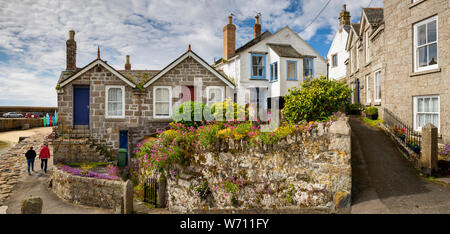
left=303, top=57, right=314, bottom=81
left=105, top=86, right=125, bottom=118
left=414, top=16, right=438, bottom=72
left=153, top=86, right=172, bottom=118
left=287, top=60, right=297, bottom=80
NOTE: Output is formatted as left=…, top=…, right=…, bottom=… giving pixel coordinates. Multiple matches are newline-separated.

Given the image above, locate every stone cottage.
left=344, top=0, right=449, bottom=143
left=56, top=31, right=235, bottom=159
left=344, top=8, right=384, bottom=108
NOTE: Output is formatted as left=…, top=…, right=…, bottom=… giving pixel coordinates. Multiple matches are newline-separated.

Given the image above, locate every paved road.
left=350, top=118, right=450, bottom=214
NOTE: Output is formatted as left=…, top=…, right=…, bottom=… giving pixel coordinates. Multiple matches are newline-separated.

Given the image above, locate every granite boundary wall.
left=165, top=119, right=352, bottom=213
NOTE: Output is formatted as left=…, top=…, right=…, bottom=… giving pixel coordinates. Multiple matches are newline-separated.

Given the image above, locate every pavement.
left=350, top=117, right=450, bottom=214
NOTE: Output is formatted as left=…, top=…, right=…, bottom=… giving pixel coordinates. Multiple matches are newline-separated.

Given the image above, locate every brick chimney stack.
left=223, top=14, right=236, bottom=59
left=66, top=30, right=77, bottom=71
left=253, top=15, right=261, bottom=38
left=125, top=55, right=131, bottom=70
left=339, top=4, right=351, bottom=28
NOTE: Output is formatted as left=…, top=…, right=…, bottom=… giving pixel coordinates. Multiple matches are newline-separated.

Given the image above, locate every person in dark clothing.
left=25, top=146, right=36, bottom=175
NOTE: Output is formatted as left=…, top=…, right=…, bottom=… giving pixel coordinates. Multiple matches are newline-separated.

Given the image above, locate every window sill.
left=269, top=80, right=278, bottom=83
left=374, top=101, right=381, bottom=106
left=287, top=79, right=298, bottom=81
left=104, top=117, right=126, bottom=122
left=410, top=67, right=441, bottom=77
left=409, top=0, right=426, bottom=9
left=250, top=78, right=267, bottom=81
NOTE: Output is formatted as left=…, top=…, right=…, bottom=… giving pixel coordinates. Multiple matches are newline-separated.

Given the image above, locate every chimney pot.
left=66, top=30, right=77, bottom=70
left=125, top=55, right=131, bottom=70
left=253, top=15, right=261, bottom=38
left=223, top=14, right=236, bottom=59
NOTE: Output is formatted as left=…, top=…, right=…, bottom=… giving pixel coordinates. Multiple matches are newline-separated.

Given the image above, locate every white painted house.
left=327, top=5, right=351, bottom=81
left=215, top=15, right=327, bottom=108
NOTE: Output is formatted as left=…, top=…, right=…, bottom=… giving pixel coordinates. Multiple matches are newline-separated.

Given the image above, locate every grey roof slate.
left=267, top=43, right=302, bottom=58
left=363, top=8, right=384, bottom=26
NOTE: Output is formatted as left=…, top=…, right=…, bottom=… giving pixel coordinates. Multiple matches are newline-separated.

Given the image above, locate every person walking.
left=25, top=146, right=36, bottom=175
left=39, top=143, right=50, bottom=173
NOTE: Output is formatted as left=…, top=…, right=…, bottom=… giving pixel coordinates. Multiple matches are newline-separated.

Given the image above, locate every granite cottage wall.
left=166, top=120, right=352, bottom=213
left=51, top=167, right=124, bottom=210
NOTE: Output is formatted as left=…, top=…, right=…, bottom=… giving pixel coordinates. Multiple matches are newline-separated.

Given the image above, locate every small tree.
left=282, top=76, right=352, bottom=122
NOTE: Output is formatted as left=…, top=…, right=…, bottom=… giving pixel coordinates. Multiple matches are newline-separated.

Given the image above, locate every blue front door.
left=119, top=131, right=128, bottom=165
left=73, top=86, right=90, bottom=126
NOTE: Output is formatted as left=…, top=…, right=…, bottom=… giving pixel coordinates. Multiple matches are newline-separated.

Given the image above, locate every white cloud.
left=0, top=0, right=382, bottom=106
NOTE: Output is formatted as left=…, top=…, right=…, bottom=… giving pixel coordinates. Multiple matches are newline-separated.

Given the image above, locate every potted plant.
left=407, top=138, right=421, bottom=153
left=394, top=126, right=406, bottom=141
left=348, top=103, right=363, bottom=115
left=365, top=106, right=378, bottom=120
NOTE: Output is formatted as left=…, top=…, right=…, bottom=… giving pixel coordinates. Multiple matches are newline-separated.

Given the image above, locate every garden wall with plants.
left=51, top=165, right=124, bottom=211
left=165, top=119, right=351, bottom=213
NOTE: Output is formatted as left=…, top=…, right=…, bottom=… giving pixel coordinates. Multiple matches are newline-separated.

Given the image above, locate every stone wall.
left=166, top=120, right=352, bottom=213
left=383, top=0, right=449, bottom=143
left=52, top=138, right=108, bottom=164
left=51, top=166, right=124, bottom=210
left=0, top=118, right=45, bottom=132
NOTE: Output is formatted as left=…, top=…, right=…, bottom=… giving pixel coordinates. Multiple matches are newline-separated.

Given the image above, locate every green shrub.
left=172, top=101, right=208, bottom=127
left=365, top=106, right=378, bottom=115
left=211, top=98, right=248, bottom=121
left=282, top=76, right=352, bottom=122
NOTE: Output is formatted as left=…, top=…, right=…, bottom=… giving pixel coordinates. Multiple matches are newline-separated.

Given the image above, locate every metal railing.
left=384, top=108, right=421, bottom=153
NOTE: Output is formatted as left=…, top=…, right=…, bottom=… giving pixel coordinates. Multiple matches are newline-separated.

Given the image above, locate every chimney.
left=223, top=14, right=236, bottom=59
left=253, top=15, right=261, bottom=38
left=125, top=55, right=131, bottom=70
left=66, top=30, right=77, bottom=70
left=339, top=4, right=351, bottom=28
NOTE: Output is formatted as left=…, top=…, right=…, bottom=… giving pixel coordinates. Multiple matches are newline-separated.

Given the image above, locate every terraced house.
left=214, top=14, right=327, bottom=109
left=56, top=31, right=235, bottom=158
left=345, top=0, right=449, bottom=143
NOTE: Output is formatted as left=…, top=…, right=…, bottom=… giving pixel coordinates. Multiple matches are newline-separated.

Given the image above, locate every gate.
left=143, top=177, right=158, bottom=206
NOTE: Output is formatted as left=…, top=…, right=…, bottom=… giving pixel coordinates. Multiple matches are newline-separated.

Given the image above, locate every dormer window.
left=251, top=54, right=266, bottom=79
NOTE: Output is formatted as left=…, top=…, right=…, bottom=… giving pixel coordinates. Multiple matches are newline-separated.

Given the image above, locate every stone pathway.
left=0, top=128, right=111, bottom=214
left=350, top=118, right=450, bottom=214
left=0, top=133, right=48, bottom=206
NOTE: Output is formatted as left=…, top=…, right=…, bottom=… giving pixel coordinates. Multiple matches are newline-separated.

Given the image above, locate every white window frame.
left=206, top=86, right=225, bottom=106
left=365, top=30, right=371, bottom=64
left=366, top=75, right=371, bottom=104
left=374, top=70, right=381, bottom=103
left=413, top=16, right=438, bottom=72
left=413, top=95, right=440, bottom=132
left=105, top=85, right=125, bottom=119
left=153, top=86, right=172, bottom=118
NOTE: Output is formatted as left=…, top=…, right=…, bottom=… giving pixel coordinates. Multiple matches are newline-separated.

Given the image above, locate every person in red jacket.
left=39, top=143, right=50, bottom=173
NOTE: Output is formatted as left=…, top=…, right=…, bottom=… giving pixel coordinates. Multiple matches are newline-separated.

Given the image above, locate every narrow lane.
left=350, top=118, right=450, bottom=214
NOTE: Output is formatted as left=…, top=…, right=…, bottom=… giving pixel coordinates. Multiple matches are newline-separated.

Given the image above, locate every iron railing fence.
left=384, top=108, right=421, bottom=153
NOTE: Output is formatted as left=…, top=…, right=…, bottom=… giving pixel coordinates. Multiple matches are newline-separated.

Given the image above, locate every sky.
left=0, top=0, right=382, bottom=107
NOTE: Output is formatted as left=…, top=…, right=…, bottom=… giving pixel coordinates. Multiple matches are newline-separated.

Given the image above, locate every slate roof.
left=343, top=25, right=350, bottom=33
left=267, top=43, right=302, bottom=58
left=231, top=30, right=272, bottom=58
left=118, top=70, right=160, bottom=86
left=351, top=23, right=361, bottom=35
left=363, top=8, right=384, bottom=27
